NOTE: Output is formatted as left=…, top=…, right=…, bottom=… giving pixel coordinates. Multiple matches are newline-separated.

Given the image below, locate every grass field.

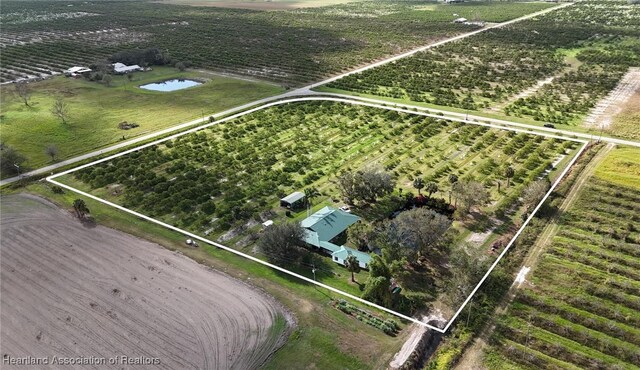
left=485, top=146, right=640, bottom=369
left=0, top=67, right=283, bottom=172
left=608, top=90, right=640, bottom=141
left=16, top=181, right=405, bottom=370
left=594, top=146, right=640, bottom=189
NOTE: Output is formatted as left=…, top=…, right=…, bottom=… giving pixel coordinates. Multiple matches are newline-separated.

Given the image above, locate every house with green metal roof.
left=301, top=206, right=371, bottom=269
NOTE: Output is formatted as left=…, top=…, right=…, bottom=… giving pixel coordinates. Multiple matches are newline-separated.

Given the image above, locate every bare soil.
left=584, top=67, right=640, bottom=130
left=0, top=194, right=293, bottom=369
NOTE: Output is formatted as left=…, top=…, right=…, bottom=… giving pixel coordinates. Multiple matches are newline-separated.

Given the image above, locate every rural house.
left=301, top=206, right=371, bottom=269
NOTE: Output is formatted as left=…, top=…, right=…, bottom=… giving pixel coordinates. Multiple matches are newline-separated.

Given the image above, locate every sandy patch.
left=583, top=67, right=640, bottom=130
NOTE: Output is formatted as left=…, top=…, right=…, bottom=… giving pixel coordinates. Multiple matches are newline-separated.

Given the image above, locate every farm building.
left=453, top=17, right=468, bottom=23
left=112, top=62, right=143, bottom=74
left=280, top=191, right=306, bottom=209
left=64, top=66, right=92, bottom=77
left=301, top=206, right=371, bottom=269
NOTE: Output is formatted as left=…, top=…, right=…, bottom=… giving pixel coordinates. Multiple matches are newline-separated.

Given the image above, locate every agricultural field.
left=16, top=180, right=409, bottom=370
left=1, top=0, right=556, bottom=86
left=153, top=0, right=365, bottom=10
left=0, top=67, right=282, bottom=173
left=325, top=0, right=640, bottom=128
left=55, top=100, right=581, bottom=318
left=1, top=193, right=293, bottom=369
left=484, top=146, right=640, bottom=370
left=606, top=87, right=640, bottom=141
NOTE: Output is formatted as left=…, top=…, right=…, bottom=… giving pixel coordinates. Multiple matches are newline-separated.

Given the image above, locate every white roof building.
left=112, top=62, right=142, bottom=74
left=64, top=66, right=92, bottom=75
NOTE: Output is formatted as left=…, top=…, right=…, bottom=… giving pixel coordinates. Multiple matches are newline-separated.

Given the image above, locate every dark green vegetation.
left=486, top=150, right=640, bottom=369
left=0, top=67, right=282, bottom=174
left=327, top=0, right=640, bottom=126
left=60, top=101, right=578, bottom=314
left=424, top=143, right=606, bottom=369
left=1, top=0, right=555, bottom=86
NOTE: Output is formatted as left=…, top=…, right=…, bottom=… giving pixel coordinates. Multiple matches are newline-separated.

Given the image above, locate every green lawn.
left=0, top=67, right=283, bottom=172
left=16, top=181, right=406, bottom=369
left=594, top=146, right=640, bottom=190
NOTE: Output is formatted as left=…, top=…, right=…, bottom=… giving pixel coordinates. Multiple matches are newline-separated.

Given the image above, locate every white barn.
left=112, top=62, right=143, bottom=74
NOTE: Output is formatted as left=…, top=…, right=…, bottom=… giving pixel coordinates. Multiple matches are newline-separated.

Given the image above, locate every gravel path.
left=1, top=194, right=293, bottom=369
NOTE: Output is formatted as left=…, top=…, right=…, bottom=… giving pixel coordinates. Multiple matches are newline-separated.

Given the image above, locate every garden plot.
left=49, top=98, right=585, bottom=330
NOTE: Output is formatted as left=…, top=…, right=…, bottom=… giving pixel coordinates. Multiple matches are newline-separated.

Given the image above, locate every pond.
left=139, top=79, right=202, bottom=92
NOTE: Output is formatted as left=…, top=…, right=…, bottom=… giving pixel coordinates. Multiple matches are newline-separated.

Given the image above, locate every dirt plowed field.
left=0, top=194, right=292, bottom=369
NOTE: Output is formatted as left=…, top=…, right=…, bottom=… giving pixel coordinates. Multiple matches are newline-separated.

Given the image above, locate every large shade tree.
left=453, top=180, right=490, bottom=214
left=335, top=167, right=394, bottom=204
left=259, top=222, right=307, bottom=267
left=388, top=207, right=452, bottom=258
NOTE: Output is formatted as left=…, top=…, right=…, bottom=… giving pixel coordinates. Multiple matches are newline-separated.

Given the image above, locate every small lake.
left=139, top=79, right=202, bottom=92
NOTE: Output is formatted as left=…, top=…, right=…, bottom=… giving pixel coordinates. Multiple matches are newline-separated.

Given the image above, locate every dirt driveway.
left=0, top=194, right=292, bottom=369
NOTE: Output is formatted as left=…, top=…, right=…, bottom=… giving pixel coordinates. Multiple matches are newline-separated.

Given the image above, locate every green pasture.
left=594, top=146, right=640, bottom=189
left=0, top=67, right=283, bottom=172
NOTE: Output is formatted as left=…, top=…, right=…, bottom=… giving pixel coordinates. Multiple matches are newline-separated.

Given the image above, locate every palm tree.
left=448, top=174, right=458, bottom=204
left=504, top=166, right=515, bottom=187
left=72, top=199, right=89, bottom=219
left=304, top=187, right=320, bottom=216
left=425, top=182, right=439, bottom=198
left=344, top=254, right=360, bottom=282
left=413, top=177, right=425, bottom=195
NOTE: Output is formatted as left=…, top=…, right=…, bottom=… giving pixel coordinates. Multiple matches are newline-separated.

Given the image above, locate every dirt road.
left=453, top=143, right=614, bottom=370
left=0, top=194, right=292, bottom=369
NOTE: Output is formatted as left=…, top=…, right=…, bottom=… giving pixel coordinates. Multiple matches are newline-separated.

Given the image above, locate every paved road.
left=0, top=2, right=595, bottom=187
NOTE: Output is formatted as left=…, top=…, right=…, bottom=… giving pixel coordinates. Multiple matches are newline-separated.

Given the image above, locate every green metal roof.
left=331, top=246, right=372, bottom=265
left=300, top=206, right=360, bottom=242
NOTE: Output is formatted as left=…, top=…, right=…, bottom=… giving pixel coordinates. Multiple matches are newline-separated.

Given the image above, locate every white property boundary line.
left=47, top=97, right=588, bottom=333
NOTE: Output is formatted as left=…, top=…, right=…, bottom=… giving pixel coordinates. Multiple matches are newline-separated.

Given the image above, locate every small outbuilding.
left=453, top=17, right=468, bottom=23
left=280, top=191, right=306, bottom=209
left=64, top=66, right=92, bottom=77
left=112, top=62, right=143, bottom=74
